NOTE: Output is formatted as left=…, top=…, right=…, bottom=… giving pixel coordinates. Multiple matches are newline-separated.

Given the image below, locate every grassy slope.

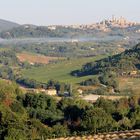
left=118, top=77, right=140, bottom=92
left=22, top=55, right=106, bottom=84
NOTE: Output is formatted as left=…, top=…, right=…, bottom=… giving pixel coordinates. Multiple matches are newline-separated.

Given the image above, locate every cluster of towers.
left=100, top=16, right=136, bottom=28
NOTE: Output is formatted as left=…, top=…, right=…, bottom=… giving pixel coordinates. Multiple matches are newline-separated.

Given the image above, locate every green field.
left=22, top=55, right=106, bottom=84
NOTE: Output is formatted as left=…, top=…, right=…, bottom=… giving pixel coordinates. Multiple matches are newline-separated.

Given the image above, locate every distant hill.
left=1, top=24, right=140, bottom=39
left=0, top=19, right=19, bottom=32
left=0, top=25, right=82, bottom=38
left=71, top=43, right=140, bottom=76
left=0, top=16, right=140, bottom=39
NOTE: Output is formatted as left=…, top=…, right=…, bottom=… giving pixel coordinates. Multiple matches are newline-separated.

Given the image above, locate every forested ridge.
left=72, top=43, right=140, bottom=76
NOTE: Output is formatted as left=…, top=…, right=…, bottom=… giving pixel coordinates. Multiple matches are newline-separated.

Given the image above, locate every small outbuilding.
left=45, top=89, right=57, bottom=96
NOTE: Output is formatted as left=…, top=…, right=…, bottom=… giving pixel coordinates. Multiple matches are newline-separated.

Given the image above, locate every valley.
left=0, top=16, right=140, bottom=139
left=21, top=55, right=105, bottom=84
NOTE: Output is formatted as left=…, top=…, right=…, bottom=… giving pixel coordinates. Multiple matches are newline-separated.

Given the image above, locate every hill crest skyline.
left=0, top=16, right=139, bottom=27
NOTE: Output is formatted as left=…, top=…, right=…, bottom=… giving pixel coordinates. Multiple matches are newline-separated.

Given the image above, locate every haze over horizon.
left=0, top=0, right=140, bottom=26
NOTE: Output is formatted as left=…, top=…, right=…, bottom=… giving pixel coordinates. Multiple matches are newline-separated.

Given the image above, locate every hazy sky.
left=0, top=0, right=140, bottom=25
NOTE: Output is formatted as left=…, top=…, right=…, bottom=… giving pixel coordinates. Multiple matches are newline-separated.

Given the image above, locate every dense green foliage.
left=80, top=77, right=100, bottom=86
left=0, top=50, right=19, bottom=66
left=18, top=93, right=63, bottom=125
left=0, top=80, right=140, bottom=139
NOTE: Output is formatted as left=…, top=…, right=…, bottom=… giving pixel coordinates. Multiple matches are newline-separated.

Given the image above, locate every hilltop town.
left=48, top=16, right=138, bottom=32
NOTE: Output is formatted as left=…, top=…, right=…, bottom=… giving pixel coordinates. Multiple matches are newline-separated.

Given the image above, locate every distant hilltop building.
left=100, top=15, right=137, bottom=28
left=48, top=26, right=56, bottom=30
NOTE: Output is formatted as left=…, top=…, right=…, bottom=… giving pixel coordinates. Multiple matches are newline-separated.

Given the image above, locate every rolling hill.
left=0, top=19, right=19, bottom=32
left=0, top=25, right=81, bottom=38
left=72, top=43, right=140, bottom=77
left=0, top=21, right=139, bottom=39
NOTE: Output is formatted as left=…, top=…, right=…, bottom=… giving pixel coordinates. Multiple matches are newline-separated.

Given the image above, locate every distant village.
left=48, top=16, right=139, bottom=32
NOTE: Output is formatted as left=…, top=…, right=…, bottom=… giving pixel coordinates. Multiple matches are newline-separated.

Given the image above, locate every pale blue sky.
left=0, top=0, right=140, bottom=25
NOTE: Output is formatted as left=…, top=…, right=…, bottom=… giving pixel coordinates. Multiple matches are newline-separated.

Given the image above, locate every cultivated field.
left=82, top=94, right=126, bottom=102
left=17, top=52, right=64, bottom=64
left=22, top=55, right=106, bottom=84
left=118, top=77, right=140, bottom=93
